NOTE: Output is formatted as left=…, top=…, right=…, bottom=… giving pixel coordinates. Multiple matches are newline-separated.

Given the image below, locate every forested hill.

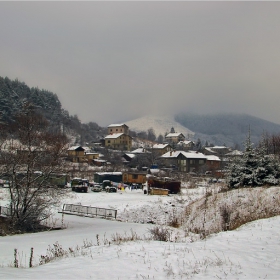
left=175, top=112, right=280, bottom=148
left=0, top=76, right=64, bottom=125
left=0, top=76, right=106, bottom=144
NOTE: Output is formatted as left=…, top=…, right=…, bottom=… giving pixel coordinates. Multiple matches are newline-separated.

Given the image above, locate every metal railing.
left=61, top=204, right=117, bottom=219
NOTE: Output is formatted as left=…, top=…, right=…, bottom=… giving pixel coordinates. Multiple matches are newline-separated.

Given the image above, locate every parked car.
left=105, top=186, right=117, bottom=193
left=102, top=180, right=112, bottom=190
left=91, top=184, right=102, bottom=192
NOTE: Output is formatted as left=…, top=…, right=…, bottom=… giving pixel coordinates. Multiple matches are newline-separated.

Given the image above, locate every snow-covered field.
left=1, top=187, right=280, bottom=279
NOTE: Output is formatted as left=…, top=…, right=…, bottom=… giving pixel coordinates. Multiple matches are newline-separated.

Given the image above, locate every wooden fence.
left=61, top=204, right=117, bottom=219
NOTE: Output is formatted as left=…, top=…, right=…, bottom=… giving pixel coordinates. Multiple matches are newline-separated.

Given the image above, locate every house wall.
left=122, top=172, right=147, bottom=184
left=206, top=160, right=221, bottom=171
left=67, top=149, right=86, bottom=162
left=108, top=125, right=129, bottom=135
left=105, top=135, right=132, bottom=151
left=177, top=154, right=206, bottom=173
left=153, top=146, right=172, bottom=156
left=166, top=134, right=185, bottom=144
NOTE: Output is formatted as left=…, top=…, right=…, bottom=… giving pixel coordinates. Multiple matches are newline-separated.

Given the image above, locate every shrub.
left=149, top=226, right=171, bottom=242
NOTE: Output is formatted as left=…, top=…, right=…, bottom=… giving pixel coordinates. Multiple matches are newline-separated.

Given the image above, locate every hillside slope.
left=124, top=113, right=280, bottom=148
left=175, top=112, right=280, bottom=147
left=125, top=115, right=194, bottom=139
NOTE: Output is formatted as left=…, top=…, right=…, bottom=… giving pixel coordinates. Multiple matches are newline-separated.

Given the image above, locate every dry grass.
left=183, top=185, right=280, bottom=237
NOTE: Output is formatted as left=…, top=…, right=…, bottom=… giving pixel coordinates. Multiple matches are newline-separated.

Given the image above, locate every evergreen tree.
left=227, top=130, right=280, bottom=188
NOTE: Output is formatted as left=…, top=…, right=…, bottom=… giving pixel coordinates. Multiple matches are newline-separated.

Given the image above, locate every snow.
left=125, top=115, right=194, bottom=138
left=161, top=150, right=207, bottom=159
left=104, top=133, right=124, bottom=139
left=1, top=187, right=280, bottom=279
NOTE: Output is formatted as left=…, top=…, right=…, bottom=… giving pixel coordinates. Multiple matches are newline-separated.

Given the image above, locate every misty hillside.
left=124, top=113, right=280, bottom=148
left=125, top=115, right=195, bottom=139
left=2, top=76, right=280, bottom=148
left=175, top=112, right=280, bottom=148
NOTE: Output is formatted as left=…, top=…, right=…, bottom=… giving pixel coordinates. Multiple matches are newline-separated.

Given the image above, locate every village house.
left=122, top=152, right=136, bottom=164
left=220, top=149, right=244, bottom=169
left=205, top=155, right=221, bottom=173
left=67, top=146, right=99, bottom=163
left=151, top=143, right=172, bottom=156
left=67, top=146, right=87, bottom=162
left=210, top=146, right=231, bottom=157
left=160, top=150, right=207, bottom=173
left=105, top=123, right=132, bottom=151
left=165, top=132, right=185, bottom=145
left=107, top=123, right=129, bottom=135
left=122, top=147, right=152, bottom=168
left=85, top=152, right=100, bottom=163
left=225, top=149, right=243, bottom=159
left=177, top=140, right=195, bottom=151
left=201, top=147, right=218, bottom=155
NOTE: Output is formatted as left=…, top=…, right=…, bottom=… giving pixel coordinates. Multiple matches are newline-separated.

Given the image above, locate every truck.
left=147, top=177, right=181, bottom=194
left=71, top=178, right=89, bottom=193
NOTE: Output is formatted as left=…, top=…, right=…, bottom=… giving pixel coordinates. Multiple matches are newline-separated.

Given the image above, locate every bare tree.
left=0, top=103, right=70, bottom=232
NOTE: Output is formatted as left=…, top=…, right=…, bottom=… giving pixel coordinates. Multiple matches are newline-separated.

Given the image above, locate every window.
left=179, top=159, right=186, bottom=166
left=190, top=160, right=194, bottom=164
left=199, top=160, right=204, bottom=165
left=132, top=174, right=138, bottom=179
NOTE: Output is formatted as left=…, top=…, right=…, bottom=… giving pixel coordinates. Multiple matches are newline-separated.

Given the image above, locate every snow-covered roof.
left=161, top=150, right=207, bottom=159
left=105, top=133, right=124, bottom=139
left=152, top=144, right=170, bottom=149
left=124, top=153, right=136, bottom=159
left=204, top=147, right=217, bottom=154
left=205, top=155, right=221, bottom=161
left=180, top=140, right=194, bottom=145
left=107, top=123, right=127, bottom=128
left=149, top=168, right=160, bottom=174
left=161, top=150, right=181, bottom=158
left=165, top=132, right=185, bottom=138
left=95, top=172, right=123, bottom=175
left=131, top=148, right=151, bottom=154
left=93, top=159, right=107, bottom=163
left=212, top=146, right=228, bottom=149
left=68, top=146, right=84, bottom=151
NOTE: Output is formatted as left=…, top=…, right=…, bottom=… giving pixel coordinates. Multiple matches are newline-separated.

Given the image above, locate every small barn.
left=122, top=171, right=147, bottom=185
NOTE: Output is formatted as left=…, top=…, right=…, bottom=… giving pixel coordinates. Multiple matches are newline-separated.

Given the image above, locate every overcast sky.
left=1, top=1, right=280, bottom=126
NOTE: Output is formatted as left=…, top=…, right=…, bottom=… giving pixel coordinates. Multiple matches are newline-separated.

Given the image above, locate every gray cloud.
left=1, top=2, right=280, bottom=126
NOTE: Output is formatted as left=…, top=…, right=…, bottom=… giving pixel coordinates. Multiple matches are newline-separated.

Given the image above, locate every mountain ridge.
left=125, top=113, right=280, bottom=148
